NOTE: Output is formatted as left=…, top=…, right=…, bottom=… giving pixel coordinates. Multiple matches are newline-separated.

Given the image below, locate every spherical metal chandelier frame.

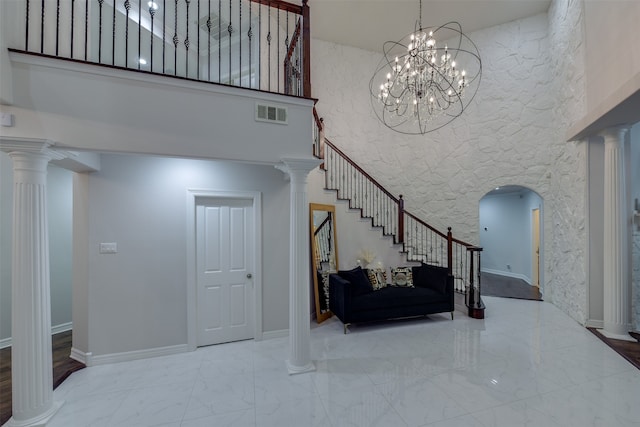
left=370, top=16, right=482, bottom=135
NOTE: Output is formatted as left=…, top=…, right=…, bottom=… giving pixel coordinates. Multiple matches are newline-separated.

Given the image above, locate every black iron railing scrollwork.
left=16, top=0, right=310, bottom=97
left=312, top=109, right=484, bottom=318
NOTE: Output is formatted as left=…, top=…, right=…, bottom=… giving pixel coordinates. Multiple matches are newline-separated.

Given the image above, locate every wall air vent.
left=255, top=103, right=288, bottom=125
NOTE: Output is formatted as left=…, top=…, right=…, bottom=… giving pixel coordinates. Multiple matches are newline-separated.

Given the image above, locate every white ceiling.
left=309, top=0, right=552, bottom=53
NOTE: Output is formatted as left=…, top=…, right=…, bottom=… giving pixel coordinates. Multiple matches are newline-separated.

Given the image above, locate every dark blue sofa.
left=329, top=264, right=454, bottom=333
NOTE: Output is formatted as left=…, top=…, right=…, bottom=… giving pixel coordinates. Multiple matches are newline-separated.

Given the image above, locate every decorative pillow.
left=367, top=268, right=388, bottom=291
left=338, top=266, right=373, bottom=296
left=413, top=263, right=448, bottom=294
left=391, top=267, right=414, bottom=287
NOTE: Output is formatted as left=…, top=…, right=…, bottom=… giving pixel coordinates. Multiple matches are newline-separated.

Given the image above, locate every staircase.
left=313, top=112, right=485, bottom=319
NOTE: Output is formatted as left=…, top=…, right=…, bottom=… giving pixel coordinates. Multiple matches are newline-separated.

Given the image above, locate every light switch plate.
left=0, top=113, right=14, bottom=127
left=99, top=242, right=117, bottom=254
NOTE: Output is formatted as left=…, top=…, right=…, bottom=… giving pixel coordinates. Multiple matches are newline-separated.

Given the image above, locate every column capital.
left=275, top=158, right=322, bottom=181
left=0, top=136, right=66, bottom=160
left=597, top=125, right=631, bottom=142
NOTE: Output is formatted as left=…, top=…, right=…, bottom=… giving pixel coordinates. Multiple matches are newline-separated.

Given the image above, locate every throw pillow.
left=391, top=267, right=414, bottom=287
left=413, top=263, right=448, bottom=294
left=367, top=268, right=388, bottom=291
left=338, top=266, right=373, bottom=296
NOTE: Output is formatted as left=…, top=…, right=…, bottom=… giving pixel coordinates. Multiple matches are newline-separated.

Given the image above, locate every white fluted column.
left=276, top=158, right=321, bottom=375
left=599, top=126, right=633, bottom=341
left=1, top=138, right=64, bottom=426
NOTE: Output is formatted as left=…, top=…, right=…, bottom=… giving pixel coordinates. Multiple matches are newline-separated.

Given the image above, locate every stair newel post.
left=398, top=195, right=404, bottom=244
left=447, top=227, right=453, bottom=275
left=302, top=0, right=311, bottom=98
left=476, top=249, right=483, bottom=308
left=467, top=247, right=476, bottom=312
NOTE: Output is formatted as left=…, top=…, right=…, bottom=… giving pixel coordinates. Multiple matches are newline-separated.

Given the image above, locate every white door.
left=196, top=198, right=254, bottom=346
left=532, top=208, right=540, bottom=287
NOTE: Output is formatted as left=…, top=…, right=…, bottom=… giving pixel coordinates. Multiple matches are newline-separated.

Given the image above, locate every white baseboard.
left=0, top=322, right=73, bottom=350
left=51, top=321, right=73, bottom=335
left=586, top=319, right=604, bottom=329
left=482, top=268, right=532, bottom=285
left=87, top=344, right=189, bottom=366
left=261, top=329, right=288, bottom=340
left=70, top=347, right=92, bottom=365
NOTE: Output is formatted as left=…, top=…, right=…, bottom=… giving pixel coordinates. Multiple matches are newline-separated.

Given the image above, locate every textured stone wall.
left=311, top=0, right=588, bottom=323
left=545, top=0, right=588, bottom=323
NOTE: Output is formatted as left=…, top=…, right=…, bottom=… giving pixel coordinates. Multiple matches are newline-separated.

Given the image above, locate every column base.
left=4, top=401, right=64, bottom=427
left=286, top=359, right=316, bottom=375
left=598, top=328, right=636, bottom=342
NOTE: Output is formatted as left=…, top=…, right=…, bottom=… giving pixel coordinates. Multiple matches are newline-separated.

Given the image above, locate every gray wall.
left=85, top=154, right=290, bottom=356
left=0, top=154, right=74, bottom=344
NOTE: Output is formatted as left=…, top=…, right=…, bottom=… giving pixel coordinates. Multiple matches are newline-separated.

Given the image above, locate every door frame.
left=532, top=207, right=540, bottom=287
left=186, top=189, right=262, bottom=351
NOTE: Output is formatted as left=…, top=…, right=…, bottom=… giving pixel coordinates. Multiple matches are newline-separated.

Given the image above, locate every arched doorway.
left=479, top=185, right=543, bottom=300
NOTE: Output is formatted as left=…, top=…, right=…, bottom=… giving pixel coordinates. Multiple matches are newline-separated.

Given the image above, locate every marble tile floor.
left=44, top=297, right=640, bottom=427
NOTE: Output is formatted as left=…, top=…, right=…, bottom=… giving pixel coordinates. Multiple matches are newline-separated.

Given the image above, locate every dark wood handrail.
left=285, top=18, right=302, bottom=60
left=324, top=139, right=400, bottom=204
left=313, top=214, right=331, bottom=237
left=313, top=107, right=323, bottom=131
left=250, top=0, right=303, bottom=15
left=404, top=210, right=448, bottom=239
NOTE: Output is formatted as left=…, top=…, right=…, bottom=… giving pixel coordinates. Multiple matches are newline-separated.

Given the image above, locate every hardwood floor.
left=481, top=271, right=543, bottom=301
left=589, top=328, right=640, bottom=371
left=0, top=330, right=85, bottom=425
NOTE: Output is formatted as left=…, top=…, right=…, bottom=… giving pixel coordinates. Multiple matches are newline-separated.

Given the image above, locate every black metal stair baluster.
left=248, top=1, right=252, bottom=88
left=173, top=0, right=178, bottom=75
left=162, top=0, right=166, bottom=73
left=277, top=6, right=280, bottom=93
left=25, top=0, right=30, bottom=51
left=124, top=0, right=130, bottom=67
left=267, top=0, right=271, bottom=91
left=138, top=0, right=142, bottom=69
left=70, top=0, right=75, bottom=57
left=40, top=0, right=45, bottom=53
left=218, top=0, right=220, bottom=82
left=196, top=0, right=199, bottom=79
left=111, top=0, right=115, bottom=64
left=239, top=0, right=241, bottom=86
left=228, top=0, right=232, bottom=84
left=207, top=0, right=211, bottom=81
left=98, top=0, right=103, bottom=61
left=56, top=0, right=60, bottom=55
left=84, top=0, right=88, bottom=59
left=150, top=1, right=156, bottom=71
left=185, top=0, right=190, bottom=77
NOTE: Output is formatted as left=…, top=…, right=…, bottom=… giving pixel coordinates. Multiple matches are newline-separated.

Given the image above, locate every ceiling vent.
left=198, top=14, right=230, bottom=41
left=255, top=103, right=288, bottom=125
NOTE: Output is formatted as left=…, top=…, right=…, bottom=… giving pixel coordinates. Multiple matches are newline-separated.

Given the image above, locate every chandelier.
left=370, top=0, right=482, bottom=135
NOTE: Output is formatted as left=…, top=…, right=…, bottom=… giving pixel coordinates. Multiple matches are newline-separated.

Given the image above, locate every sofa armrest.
left=329, top=274, right=352, bottom=323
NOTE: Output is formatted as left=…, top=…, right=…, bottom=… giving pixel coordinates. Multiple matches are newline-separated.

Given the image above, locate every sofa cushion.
left=413, top=263, right=448, bottom=294
left=338, top=266, right=373, bottom=296
left=366, top=268, right=387, bottom=291
left=391, top=267, right=414, bottom=287
left=351, top=286, right=447, bottom=312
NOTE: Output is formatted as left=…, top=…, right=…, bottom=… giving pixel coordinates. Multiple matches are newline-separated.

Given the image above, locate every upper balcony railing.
left=14, top=0, right=310, bottom=97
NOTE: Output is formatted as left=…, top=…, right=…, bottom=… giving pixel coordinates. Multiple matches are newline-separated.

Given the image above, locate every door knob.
left=246, top=273, right=252, bottom=279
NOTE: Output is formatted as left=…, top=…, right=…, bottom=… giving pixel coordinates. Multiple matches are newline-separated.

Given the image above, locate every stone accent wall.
left=311, top=0, right=588, bottom=323
left=546, top=0, right=588, bottom=324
